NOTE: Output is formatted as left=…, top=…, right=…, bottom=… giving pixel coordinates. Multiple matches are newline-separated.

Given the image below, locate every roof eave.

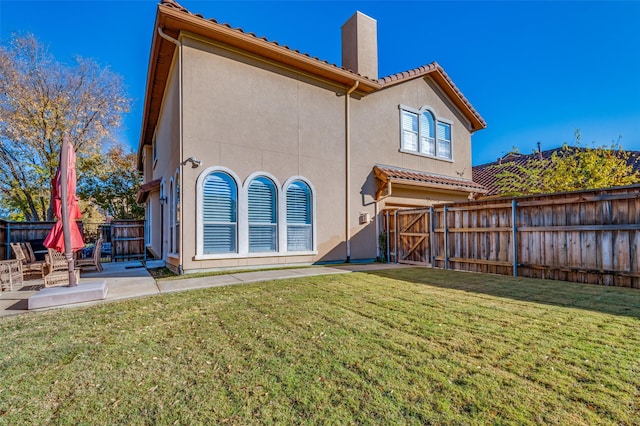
left=137, top=3, right=381, bottom=168
left=379, top=64, right=486, bottom=132
left=137, top=8, right=168, bottom=170
left=391, top=178, right=488, bottom=194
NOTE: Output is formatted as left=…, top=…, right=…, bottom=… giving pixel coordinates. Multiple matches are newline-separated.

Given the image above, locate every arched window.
left=400, top=105, right=452, bottom=160
left=174, top=170, right=180, bottom=253
left=169, top=179, right=174, bottom=253
left=202, top=171, right=237, bottom=254
left=248, top=176, right=277, bottom=252
left=286, top=180, right=312, bottom=251
left=420, top=110, right=436, bottom=156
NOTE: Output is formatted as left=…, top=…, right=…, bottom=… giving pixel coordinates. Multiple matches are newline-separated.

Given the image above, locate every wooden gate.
left=110, top=220, right=146, bottom=262
left=386, top=209, right=431, bottom=265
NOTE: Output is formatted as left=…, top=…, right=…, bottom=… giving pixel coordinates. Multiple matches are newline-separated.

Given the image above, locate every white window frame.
left=195, top=170, right=317, bottom=260
left=160, top=179, right=166, bottom=258
left=145, top=201, right=152, bottom=247
left=152, top=130, right=158, bottom=170
left=173, top=169, right=180, bottom=255
left=245, top=173, right=280, bottom=254
left=282, top=176, right=317, bottom=254
left=197, top=167, right=241, bottom=257
left=168, top=178, right=175, bottom=254
left=399, top=105, right=454, bottom=161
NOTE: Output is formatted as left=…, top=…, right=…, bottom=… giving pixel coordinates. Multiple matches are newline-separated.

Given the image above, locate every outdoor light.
left=159, top=196, right=167, bottom=205
left=183, top=156, right=202, bottom=168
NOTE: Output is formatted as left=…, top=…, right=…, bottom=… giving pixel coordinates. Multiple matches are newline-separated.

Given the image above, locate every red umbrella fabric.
left=44, top=136, right=84, bottom=253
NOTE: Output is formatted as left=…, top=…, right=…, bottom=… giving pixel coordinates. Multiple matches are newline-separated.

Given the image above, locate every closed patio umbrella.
left=43, top=134, right=84, bottom=286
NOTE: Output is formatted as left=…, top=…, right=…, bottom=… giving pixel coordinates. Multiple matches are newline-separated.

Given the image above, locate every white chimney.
left=341, top=11, right=378, bottom=80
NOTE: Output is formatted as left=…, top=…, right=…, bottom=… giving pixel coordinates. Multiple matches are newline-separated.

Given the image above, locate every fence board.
left=111, top=220, right=146, bottom=262
left=387, top=184, right=640, bottom=289
left=1, top=220, right=147, bottom=263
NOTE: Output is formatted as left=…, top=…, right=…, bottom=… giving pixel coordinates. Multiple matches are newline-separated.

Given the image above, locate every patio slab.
left=28, top=281, right=107, bottom=310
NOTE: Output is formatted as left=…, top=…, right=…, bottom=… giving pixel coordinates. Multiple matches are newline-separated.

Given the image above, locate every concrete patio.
left=0, top=261, right=412, bottom=317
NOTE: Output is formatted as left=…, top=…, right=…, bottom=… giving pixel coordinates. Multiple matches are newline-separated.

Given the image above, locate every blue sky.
left=1, top=0, right=639, bottom=165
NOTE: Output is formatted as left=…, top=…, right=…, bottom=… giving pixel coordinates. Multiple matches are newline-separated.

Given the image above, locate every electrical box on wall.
left=359, top=212, right=370, bottom=224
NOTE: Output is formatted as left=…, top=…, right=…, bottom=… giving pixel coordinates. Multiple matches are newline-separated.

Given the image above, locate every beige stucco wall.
left=346, top=77, right=476, bottom=259
left=147, top=54, right=181, bottom=267
left=179, top=35, right=348, bottom=272
left=144, top=32, right=479, bottom=271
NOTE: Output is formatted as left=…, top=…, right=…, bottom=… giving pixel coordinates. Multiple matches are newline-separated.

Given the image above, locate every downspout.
left=158, top=27, right=185, bottom=274
left=345, top=81, right=359, bottom=263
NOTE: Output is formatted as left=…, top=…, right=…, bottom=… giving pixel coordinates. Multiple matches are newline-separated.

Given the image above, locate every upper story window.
left=400, top=105, right=452, bottom=160
left=152, top=132, right=158, bottom=169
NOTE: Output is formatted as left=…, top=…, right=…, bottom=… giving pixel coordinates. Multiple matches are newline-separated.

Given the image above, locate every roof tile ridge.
left=377, top=62, right=437, bottom=84
left=160, top=0, right=188, bottom=13
left=377, top=163, right=480, bottom=184
left=159, top=0, right=379, bottom=84
left=432, top=63, right=486, bottom=128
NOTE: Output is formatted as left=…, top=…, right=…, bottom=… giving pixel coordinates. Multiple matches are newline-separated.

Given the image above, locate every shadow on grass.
left=366, top=267, right=640, bottom=320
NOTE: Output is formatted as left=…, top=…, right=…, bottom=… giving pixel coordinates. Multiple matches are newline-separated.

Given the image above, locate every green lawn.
left=1, top=268, right=639, bottom=424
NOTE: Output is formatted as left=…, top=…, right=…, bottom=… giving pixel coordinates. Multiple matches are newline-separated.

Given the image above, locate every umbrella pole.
left=60, top=134, right=78, bottom=287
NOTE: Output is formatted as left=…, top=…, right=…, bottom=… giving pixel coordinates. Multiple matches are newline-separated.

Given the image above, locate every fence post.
left=429, top=206, right=435, bottom=268
left=443, top=205, right=449, bottom=270
left=512, top=199, right=518, bottom=277
left=6, top=222, right=11, bottom=261
left=394, top=210, right=399, bottom=263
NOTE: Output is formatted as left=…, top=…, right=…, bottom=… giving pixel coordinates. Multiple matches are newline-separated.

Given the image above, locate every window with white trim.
left=145, top=202, right=152, bottom=246
left=169, top=179, right=174, bottom=253
left=248, top=176, right=277, bottom=252
left=286, top=180, right=312, bottom=251
left=152, top=133, right=158, bottom=169
left=174, top=171, right=180, bottom=253
left=437, top=122, right=451, bottom=159
left=202, top=171, right=237, bottom=254
left=400, top=106, right=452, bottom=160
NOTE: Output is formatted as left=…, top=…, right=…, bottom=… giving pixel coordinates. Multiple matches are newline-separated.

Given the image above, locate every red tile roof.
left=136, top=178, right=161, bottom=204
left=159, top=0, right=377, bottom=83
left=138, top=1, right=487, bottom=168
left=378, top=63, right=486, bottom=130
left=374, top=165, right=487, bottom=194
left=472, top=147, right=640, bottom=197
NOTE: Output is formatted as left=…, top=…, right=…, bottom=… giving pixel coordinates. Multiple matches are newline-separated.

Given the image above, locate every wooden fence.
left=385, top=185, right=640, bottom=289
left=110, top=220, right=145, bottom=262
left=1, top=219, right=146, bottom=263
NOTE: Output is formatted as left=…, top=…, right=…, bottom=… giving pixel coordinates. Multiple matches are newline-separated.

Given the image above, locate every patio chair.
left=0, top=259, right=23, bottom=291
left=10, top=242, right=46, bottom=279
left=44, top=249, right=80, bottom=287
left=76, top=238, right=104, bottom=272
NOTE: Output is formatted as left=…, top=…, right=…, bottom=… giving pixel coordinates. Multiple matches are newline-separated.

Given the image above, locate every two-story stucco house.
left=137, top=0, right=487, bottom=273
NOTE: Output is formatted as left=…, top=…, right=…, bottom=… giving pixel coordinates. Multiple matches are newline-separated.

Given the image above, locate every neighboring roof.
left=136, top=178, right=162, bottom=204
left=374, top=164, right=487, bottom=197
left=138, top=0, right=486, bottom=169
left=472, top=146, right=640, bottom=197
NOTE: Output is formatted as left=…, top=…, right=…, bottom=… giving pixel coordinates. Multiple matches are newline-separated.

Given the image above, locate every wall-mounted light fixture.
left=182, top=156, right=202, bottom=168
left=159, top=196, right=167, bottom=205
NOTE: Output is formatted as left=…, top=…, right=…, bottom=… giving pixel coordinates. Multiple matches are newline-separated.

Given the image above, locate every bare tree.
left=0, top=34, right=130, bottom=220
